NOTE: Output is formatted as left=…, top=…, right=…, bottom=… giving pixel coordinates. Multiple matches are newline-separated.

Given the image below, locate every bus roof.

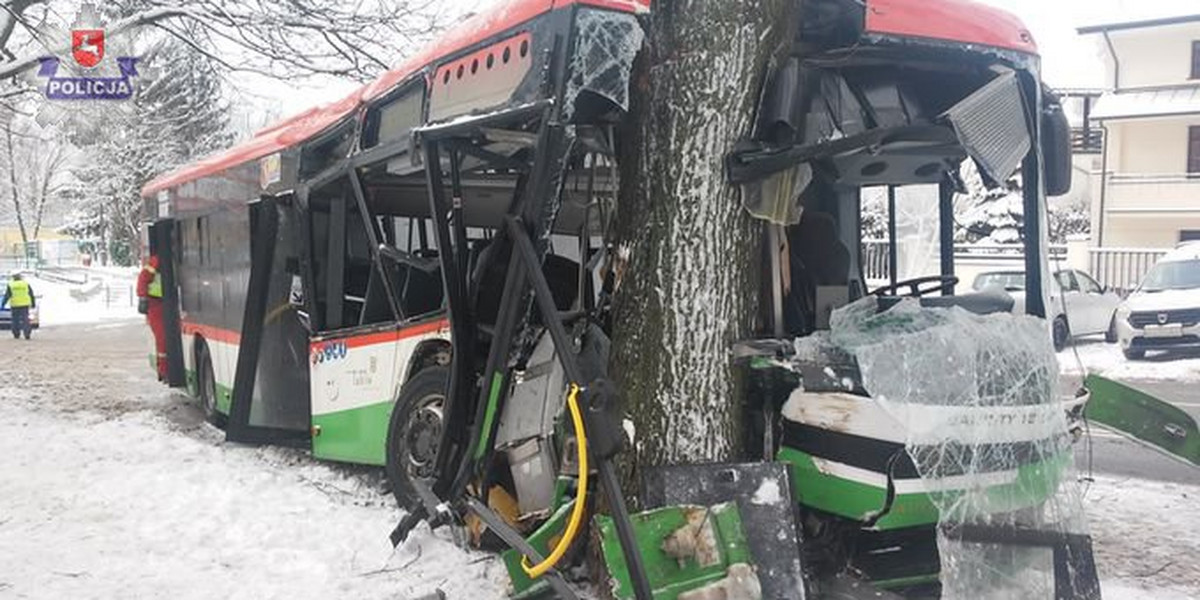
left=142, top=0, right=1033, bottom=199
left=141, top=0, right=647, bottom=198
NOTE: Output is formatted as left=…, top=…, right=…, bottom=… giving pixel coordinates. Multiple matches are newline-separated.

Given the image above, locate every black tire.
left=1122, top=347, right=1145, bottom=360
left=196, top=341, right=224, bottom=427
left=1052, top=316, right=1070, bottom=352
left=386, top=366, right=449, bottom=509
left=1105, top=316, right=1118, bottom=344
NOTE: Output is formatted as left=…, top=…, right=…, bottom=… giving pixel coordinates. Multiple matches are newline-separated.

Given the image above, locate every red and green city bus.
left=141, top=0, right=1102, bottom=597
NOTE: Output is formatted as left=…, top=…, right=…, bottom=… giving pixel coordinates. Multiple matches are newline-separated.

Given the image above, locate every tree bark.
left=611, top=0, right=795, bottom=491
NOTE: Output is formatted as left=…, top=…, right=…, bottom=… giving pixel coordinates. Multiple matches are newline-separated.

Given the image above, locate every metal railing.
left=861, top=240, right=1068, bottom=282
left=1071, top=128, right=1103, bottom=155
left=1088, top=247, right=1168, bottom=295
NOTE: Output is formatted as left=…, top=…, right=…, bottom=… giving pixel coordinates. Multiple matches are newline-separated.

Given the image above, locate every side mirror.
left=1042, top=91, right=1073, bottom=197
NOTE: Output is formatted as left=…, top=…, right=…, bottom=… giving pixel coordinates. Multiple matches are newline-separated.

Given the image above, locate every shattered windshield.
left=1139, top=259, right=1200, bottom=292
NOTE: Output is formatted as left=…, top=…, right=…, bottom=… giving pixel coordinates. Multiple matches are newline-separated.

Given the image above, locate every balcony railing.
left=1071, top=127, right=1103, bottom=154
left=1088, top=247, right=1168, bottom=295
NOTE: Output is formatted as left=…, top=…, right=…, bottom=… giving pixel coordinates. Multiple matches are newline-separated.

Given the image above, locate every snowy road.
left=0, top=320, right=504, bottom=600
left=1, top=320, right=1197, bottom=599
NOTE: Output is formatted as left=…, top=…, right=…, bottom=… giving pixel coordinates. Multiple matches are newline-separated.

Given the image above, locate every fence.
left=861, top=240, right=1068, bottom=286
left=1087, top=247, right=1168, bottom=295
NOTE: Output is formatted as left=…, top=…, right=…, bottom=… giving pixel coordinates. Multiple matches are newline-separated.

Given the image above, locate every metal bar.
left=939, top=180, right=956, bottom=296
left=416, top=100, right=553, bottom=141
left=448, top=151, right=471, bottom=293
left=767, top=224, right=784, bottom=337
left=887, top=185, right=898, bottom=290
left=424, top=140, right=478, bottom=499
left=507, top=216, right=654, bottom=600
left=464, top=498, right=579, bottom=599
left=325, top=194, right=347, bottom=330
left=295, top=187, right=323, bottom=330
left=1023, top=136, right=1047, bottom=316
left=350, top=169, right=403, bottom=321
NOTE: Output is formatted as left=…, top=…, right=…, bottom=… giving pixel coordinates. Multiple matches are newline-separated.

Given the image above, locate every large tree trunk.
left=611, top=0, right=795, bottom=489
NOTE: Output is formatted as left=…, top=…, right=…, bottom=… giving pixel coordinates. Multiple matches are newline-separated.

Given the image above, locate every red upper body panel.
left=865, top=0, right=1037, bottom=55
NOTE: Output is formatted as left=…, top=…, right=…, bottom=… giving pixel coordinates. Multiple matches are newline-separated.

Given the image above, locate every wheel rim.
left=402, top=393, right=444, bottom=480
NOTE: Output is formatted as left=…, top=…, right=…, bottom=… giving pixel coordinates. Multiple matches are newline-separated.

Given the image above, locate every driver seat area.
left=784, top=211, right=850, bottom=335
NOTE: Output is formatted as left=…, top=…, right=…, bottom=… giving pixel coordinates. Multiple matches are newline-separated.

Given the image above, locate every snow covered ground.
left=1059, top=338, right=1200, bottom=383
left=1083, top=475, right=1200, bottom=600
left=0, top=311, right=1195, bottom=599
left=22, top=270, right=140, bottom=327
left=0, top=321, right=505, bottom=600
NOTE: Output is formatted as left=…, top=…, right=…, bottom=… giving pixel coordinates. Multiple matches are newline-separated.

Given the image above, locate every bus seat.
left=472, top=242, right=581, bottom=329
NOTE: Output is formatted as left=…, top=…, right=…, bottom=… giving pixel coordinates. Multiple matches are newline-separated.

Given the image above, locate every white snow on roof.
left=1091, top=87, right=1200, bottom=121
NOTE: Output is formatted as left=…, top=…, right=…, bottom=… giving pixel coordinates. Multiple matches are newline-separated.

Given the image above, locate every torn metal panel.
left=944, top=71, right=1031, bottom=185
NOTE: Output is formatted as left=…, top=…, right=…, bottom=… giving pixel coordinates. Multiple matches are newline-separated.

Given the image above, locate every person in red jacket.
left=137, top=255, right=166, bottom=380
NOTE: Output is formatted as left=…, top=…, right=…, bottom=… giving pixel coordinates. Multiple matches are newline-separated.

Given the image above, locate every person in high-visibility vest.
left=2, top=272, right=36, bottom=340
left=137, top=255, right=166, bottom=380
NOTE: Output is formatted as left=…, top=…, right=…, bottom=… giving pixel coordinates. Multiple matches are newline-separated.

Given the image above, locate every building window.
left=1189, top=126, right=1200, bottom=174
left=1193, top=41, right=1200, bottom=79
left=1182, top=230, right=1200, bottom=243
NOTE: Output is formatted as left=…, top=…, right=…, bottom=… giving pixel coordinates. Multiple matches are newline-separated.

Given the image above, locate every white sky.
left=238, top=0, right=1200, bottom=125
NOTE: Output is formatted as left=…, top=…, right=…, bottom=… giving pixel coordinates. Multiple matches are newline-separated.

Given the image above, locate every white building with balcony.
left=1080, top=14, right=1200, bottom=248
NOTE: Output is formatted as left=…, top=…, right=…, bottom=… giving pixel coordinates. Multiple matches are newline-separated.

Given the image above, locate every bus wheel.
left=386, top=366, right=448, bottom=509
left=197, top=342, right=223, bottom=427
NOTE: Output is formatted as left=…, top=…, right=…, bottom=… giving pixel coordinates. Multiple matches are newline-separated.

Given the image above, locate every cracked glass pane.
left=827, top=296, right=1088, bottom=598
left=565, top=9, right=645, bottom=120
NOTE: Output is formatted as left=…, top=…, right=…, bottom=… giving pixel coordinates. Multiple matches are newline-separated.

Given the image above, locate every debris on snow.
left=750, top=478, right=781, bottom=506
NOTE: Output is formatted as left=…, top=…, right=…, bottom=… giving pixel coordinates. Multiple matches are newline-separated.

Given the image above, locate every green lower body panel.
left=310, top=401, right=393, bottom=466
left=778, top=447, right=1073, bottom=531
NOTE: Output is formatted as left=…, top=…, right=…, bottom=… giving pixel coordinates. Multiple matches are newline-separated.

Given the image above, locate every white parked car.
left=973, top=268, right=1121, bottom=351
left=1114, top=243, right=1200, bottom=360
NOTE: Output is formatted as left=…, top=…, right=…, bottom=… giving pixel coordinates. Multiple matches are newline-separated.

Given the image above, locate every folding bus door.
left=226, top=195, right=312, bottom=446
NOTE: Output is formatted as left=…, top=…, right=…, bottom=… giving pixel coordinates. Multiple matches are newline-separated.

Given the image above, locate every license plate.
left=1145, top=324, right=1184, bottom=339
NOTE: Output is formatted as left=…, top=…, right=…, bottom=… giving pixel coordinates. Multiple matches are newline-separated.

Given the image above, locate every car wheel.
left=386, top=366, right=448, bottom=509
left=1052, top=316, right=1070, bottom=352
left=1122, top=347, right=1145, bottom=360
left=196, top=341, right=225, bottom=427
left=1104, top=316, right=1118, bottom=344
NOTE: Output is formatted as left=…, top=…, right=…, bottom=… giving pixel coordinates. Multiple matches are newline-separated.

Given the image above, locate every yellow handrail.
left=521, top=382, right=588, bottom=579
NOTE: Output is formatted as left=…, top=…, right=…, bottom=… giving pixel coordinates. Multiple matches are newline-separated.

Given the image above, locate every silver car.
left=973, top=269, right=1122, bottom=351
left=1114, top=243, right=1200, bottom=360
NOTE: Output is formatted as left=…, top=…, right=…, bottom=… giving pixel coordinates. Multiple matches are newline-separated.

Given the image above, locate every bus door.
left=149, top=218, right=186, bottom=388
left=304, top=175, right=448, bottom=465
left=226, top=195, right=312, bottom=446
